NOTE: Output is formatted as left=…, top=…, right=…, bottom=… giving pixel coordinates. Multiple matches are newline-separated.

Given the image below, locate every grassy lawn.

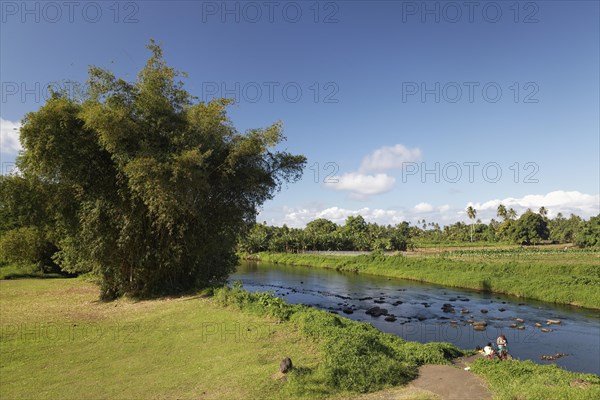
left=470, top=359, right=600, bottom=400
left=0, top=278, right=324, bottom=400
left=254, top=249, right=600, bottom=309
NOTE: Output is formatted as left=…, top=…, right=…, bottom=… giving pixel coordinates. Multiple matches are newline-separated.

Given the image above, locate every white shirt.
left=484, top=346, right=494, bottom=356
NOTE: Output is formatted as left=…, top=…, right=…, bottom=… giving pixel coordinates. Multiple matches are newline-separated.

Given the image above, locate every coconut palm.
left=508, top=208, right=518, bottom=220
left=497, top=204, right=508, bottom=220
left=466, top=206, right=477, bottom=242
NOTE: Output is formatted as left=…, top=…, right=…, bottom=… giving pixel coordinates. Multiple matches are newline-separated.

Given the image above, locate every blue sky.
left=1, top=1, right=599, bottom=227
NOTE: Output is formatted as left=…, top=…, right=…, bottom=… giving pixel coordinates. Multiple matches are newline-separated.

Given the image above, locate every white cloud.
left=0, top=118, right=22, bottom=155
left=323, top=143, right=421, bottom=198
left=413, top=202, right=434, bottom=213
left=324, top=172, right=395, bottom=196
left=273, top=205, right=406, bottom=228
left=260, top=191, right=599, bottom=228
left=468, top=191, right=600, bottom=219
left=439, top=204, right=451, bottom=213
left=359, top=144, right=422, bottom=173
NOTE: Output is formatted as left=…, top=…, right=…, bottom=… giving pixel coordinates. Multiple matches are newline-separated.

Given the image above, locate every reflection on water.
left=231, top=261, right=600, bottom=376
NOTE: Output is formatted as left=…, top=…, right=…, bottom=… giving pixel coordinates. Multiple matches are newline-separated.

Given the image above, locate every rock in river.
left=366, top=307, right=388, bottom=317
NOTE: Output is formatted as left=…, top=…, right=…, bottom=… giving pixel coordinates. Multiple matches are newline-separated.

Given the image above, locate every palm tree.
left=539, top=206, right=548, bottom=218
left=497, top=204, right=508, bottom=221
left=466, top=206, right=477, bottom=242
left=507, top=208, right=518, bottom=220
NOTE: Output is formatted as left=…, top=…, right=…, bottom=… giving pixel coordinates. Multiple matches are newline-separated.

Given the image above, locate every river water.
left=231, top=261, right=600, bottom=376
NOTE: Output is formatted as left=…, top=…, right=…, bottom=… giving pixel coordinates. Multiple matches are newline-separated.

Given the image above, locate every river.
left=231, top=260, right=600, bottom=376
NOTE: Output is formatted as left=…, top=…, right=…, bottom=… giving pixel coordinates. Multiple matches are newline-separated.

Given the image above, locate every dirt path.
left=351, top=355, right=491, bottom=400
left=408, top=360, right=492, bottom=400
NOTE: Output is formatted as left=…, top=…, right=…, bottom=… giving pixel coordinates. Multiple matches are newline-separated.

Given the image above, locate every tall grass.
left=252, top=252, right=600, bottom=309
left=470, top=359, right=600, bottom=399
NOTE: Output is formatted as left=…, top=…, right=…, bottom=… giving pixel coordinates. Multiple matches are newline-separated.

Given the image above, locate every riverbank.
left=214, top=283, right=600, bottom=399
left=246, top=251, right=600, bottom=309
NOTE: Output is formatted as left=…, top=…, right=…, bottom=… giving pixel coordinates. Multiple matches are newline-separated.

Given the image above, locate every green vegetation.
left=0, top=41, right=305, bottom=299
left=575, top=215, right=600, bottom=248
left=251, top=251, right=600, bottom=309
left=0, top=261, right=63, bottom=280
left=0, top=227, right=60, bottom=274
left=214, top=282, right=464, bottom=395
left=471, top=359, right=600, bottom=400
left=239, top=209, right=599, bottom=254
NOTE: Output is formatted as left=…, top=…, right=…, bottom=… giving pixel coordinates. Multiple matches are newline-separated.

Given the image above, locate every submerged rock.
left=441, top=303, right=455, bottom=313
left=384, top=315, right=397, bottom=322
left=366, top=306, right=388, bottom=317
left=541, top=353, right=567, bottom=361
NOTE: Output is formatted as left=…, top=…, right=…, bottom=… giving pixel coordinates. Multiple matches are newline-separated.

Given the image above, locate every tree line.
left=238, top=207, right=600, bottom=254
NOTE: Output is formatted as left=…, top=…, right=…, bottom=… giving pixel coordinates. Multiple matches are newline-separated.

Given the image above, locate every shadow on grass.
left=480, top=279, right=492, bottom=293
left=92, top=285, right=221, bottom=304
left=1, top=272, right=68, bottom=280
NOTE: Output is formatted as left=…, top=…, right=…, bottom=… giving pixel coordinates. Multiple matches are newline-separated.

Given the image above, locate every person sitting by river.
left=496, top=335, right=508, bottom=360
left=483, top=342, right=496, bottom=359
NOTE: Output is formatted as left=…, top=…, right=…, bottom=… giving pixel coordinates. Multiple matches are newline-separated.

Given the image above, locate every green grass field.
left=252, top=248, right=600, bottom=309
left=0, top=278, right=325, bottom=400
